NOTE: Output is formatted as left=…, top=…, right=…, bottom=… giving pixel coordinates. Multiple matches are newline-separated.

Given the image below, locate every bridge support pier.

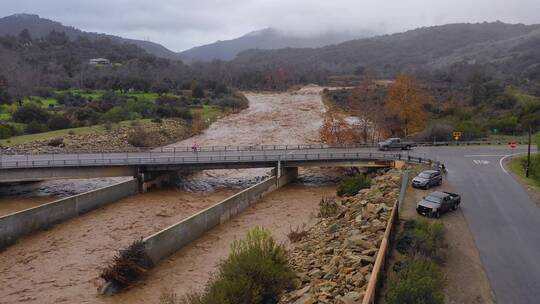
left=136, top=171, right=180, bottom=193
left=274, top=165, right=298, bottom=186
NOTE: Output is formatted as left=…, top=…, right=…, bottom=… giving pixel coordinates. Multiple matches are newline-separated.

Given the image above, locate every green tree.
left=13, top=103, right=49, bottom=124
left=191, top=82, right=205, bottom=99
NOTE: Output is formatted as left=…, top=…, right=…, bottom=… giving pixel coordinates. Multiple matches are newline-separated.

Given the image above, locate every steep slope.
left=0, top=14, right=179, bottom=60
left=178, top=28, right=373, bottom=63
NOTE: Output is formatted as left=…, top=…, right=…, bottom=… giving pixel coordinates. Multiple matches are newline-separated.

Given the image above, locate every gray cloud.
left=2, top=0, right=540, bottom=51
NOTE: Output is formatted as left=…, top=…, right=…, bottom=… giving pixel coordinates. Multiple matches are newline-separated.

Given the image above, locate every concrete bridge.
left=0, top=145, right=434, bottom=185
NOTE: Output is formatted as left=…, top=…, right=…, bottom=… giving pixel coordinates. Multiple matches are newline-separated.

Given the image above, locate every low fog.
left=2, top=0, right=540, bottom=51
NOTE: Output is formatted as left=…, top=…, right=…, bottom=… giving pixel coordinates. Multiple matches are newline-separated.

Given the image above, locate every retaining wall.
left=0, top=179, right=138, bottom=249
left=143, top=167, right=298, bottom=264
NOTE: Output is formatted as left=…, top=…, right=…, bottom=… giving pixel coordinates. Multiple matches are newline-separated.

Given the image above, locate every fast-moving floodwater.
left=0, top=86, right=341, bottom=304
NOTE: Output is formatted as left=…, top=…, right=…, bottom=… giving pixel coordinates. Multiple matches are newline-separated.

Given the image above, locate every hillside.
left=0, top=14, right=179, bottom=60
left=178, top=28, right=373, bottom=63
left=230, top=22, right=540, bottom=83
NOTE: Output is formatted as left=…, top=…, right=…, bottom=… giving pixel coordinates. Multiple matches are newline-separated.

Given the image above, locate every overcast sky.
left=2, top=0, right=540, bottom=51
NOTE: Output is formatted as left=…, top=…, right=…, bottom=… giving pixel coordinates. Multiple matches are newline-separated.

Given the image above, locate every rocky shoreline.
left=0, top=119, right=192, bottom=154
left=280, top=171, right=401, bottom=304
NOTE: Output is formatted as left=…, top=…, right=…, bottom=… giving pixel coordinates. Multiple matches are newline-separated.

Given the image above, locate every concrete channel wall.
left=143, top=168, right=298, bottom=264
left=0, top=179, right=138, bottom=249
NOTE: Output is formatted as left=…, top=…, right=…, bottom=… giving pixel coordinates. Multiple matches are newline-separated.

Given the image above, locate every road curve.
left=419, top=146, right=540, bottom=304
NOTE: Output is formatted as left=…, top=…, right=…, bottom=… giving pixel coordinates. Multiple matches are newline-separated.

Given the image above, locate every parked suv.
left=412, top=170, right=442, bottom=189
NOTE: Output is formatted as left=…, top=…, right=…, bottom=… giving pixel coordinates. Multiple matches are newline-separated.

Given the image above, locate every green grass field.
left=508, top=156, right=540, bottom=191
left=0, top=119, right=152, bottom=146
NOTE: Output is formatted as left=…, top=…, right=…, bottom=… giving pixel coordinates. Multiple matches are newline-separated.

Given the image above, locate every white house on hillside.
left=88, top=58, right=111, bottom=65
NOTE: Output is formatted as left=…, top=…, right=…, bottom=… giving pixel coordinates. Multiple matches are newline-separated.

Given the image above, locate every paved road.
left=418, top=146, right=540, bottom=304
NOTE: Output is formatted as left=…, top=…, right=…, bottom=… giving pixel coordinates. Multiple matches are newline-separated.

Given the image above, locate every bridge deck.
left=0, top=147, right=435, bottom=182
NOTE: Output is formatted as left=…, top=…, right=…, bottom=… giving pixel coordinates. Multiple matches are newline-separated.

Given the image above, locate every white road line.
left=499, top=155, right=511, bottom=174
left=464, top=155, right=509, bottom=157
left=473, top=160, right=490, bottom=165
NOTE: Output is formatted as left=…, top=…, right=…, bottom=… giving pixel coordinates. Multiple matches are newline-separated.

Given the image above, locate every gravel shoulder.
left=399, top=174, right=495, bottom=304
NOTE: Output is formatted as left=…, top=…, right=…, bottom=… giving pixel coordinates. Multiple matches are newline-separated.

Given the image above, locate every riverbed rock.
left=279, top=171, right=401, bottom=304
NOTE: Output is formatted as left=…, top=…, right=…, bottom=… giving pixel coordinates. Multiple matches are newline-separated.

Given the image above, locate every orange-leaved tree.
left=191, top=110, right=205, bottom=134
left=384, top=74, right=429, bottom=137
left=319, top=112, right=357, bottom=145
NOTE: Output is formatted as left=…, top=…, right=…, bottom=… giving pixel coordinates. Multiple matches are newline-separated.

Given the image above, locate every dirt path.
left=400, top=175, right=496, bottom=304
left=0, top=189, right=236, bottom=304
left=108, top=184, right=335, bottom=303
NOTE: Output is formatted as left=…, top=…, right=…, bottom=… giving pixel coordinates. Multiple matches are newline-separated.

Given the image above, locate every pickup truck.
left=412, top=170, right=443, bottom=189
left=378, top=138, right=415, bottom=151
left=416, top=191, right=461, bottom=218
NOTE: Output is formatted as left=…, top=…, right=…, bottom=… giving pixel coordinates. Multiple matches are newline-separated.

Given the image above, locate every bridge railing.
left=0, top=151, right=437, bottom=170
left=0, top=139, right=523, bottom=155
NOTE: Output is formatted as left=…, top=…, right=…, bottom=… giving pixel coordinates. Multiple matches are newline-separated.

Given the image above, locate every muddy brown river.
left=0, top=86, right=341, bottom=303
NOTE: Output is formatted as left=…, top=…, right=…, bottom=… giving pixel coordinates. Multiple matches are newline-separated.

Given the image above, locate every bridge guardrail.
left=0, top=139, right=524, bottom=155
left=0, top=151, right=437, bottom=170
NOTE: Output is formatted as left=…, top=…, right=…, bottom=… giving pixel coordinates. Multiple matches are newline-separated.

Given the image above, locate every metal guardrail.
left=0, top=151, right=437, bottom=170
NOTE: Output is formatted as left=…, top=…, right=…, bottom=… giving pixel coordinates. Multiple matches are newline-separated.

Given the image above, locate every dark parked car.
left=416, top=191, right=461, bottom=218
left=412, top=170, right=443, bottom=189
left=378, top=138, right=415, bottom=151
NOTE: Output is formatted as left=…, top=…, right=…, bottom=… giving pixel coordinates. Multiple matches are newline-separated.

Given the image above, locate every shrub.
left=47, top=115, right=72, bottom=130
left=127, top=126, right=154, bottom=147
left=215, top=97, right=249, bottom=112
left=396, top=220, right=445, bottom=263
left=25, top=121, right=48, bottom=134
left=488, top=115, right=520, bottom=134
left=528, top=155, right=540, bottom=181
left=385, top=258, right=445, bottom=304
left=73, top=107, right=99, bottom=125
left=318, top=197, right=339, bottom=218
left=182, top=227, right=295, bottom=304
left=0, top=123, right=14, bottom=139
left=336, top=174, right=371, bottom=197
left=415, top=124, right=453, bottom=142
left=102, top=106, right=128, bottom=123
left=453, top=121, right=486, bottom=140
left=287, top=225, right=308, bottom=243
left=100, top=240, right=154, bottom=289
left=56, top=92, right=88, bottom=107
left=13, top=103, right=49, bottom=124
left=48, top=138, right=64, bottom=147
left=104, top=121, right=113, bottom=131
left=192, top=83, right=205, bottom=99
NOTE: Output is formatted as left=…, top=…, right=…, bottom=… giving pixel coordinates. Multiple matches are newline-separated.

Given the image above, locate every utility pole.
left=526, top=125, right=532, bottom=178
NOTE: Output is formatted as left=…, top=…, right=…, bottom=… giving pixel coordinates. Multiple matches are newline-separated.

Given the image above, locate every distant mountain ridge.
left=229, top=21, right=540, bottom=81
left=177, top=28, right=375, bottom=63
left=0, top=14, right=376, bottom=63
left=0, top=14, right=179, bottom=59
